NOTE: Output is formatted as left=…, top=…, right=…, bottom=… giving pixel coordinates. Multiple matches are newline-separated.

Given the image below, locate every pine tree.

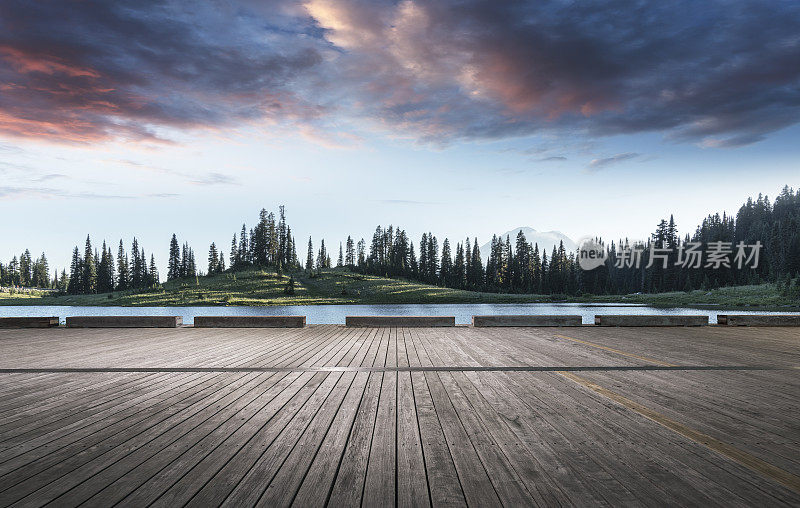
left=419, top=233, right=428, bottom=282
left=149, top=255, right=159, bottom=285
left=427, top=233, right=439, bottom=284
left=317, top=239, right=328, bottom=270
left=278, top=205, right=287, bottom=268
left=337, top=243, right=344, bottom=267
left=440, top=239, right=452, bottom=286
left=168, top=234, right=181, bottom=280
left=83, top=235, right=97, bottom=294
left=409, top=241, right=418, bottom=278
left=98, top=241, right=114, bottom=292
left=140, top=247, right=149, bottom=287
left=306, top=237, right=314, bottom=270
left=208, top=243, right=219, bottom=275
left=357, top=239, right=366, bottom=268
left=239, top=224, right=249, bottom=265
left=285, top=226, right=294, bottom=268
left=253, top=211, right=270, bottom=266
left=470, top=238, right=483, bottom=289
left=132, top=238, right=142, bottom=288
left=32, top=252, right=50, bottom=288
left=180, top=243, right=188, bottom=278
left=502, top=235, right=513, bottom=291
left=188, top=247, right=196, bottom=276
left=454, top=242, right=466, bottom=288
left=230, top=235, right=239, bottom=270
left=59, top=268, right=68, bottom=293
left=19, top=249, right=31, bottom=286
left=117, top=240, right=129, bottom=290
left=345, top=236, right=355, bottom=266
left=465, top=238, right=472, bottom=284
left=514, top=231, right=530, bottom=292
left=68, top=247, right=82, bottom=294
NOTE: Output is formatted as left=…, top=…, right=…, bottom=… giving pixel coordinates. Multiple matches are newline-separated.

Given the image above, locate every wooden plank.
left=215, top=372, right=344, bottom=507
left=193, top=316, right=305, bottom=328
left=397, top=369, right=430, bottom=507
left=258, top=371, right=362, bottom=506
left=100, top=371, right=310, bottom=507
left=0, top=325, right=798, bottom=506
left=0, top=317, right=58, bottom=328
left=362, top=371, right=397, bottom=506
left=595, top=315, right=708, bottom=326
left=423, top=370, right=502, bottom=506
left=65, top=316, right=182, bottom=328
left=409, top=370, right=466, bottom=506
left=327, top=371, right=384, bottom=506
left=177, top=372, right=330, bottom=507
left=719, top=315, right=800, bottom=326
left=346, top=316, right=455, bottom=327
left=47, top=372, right=290, bottom=507
left=291, top=371, right=371, bottom=506
left=473, top=315, right=582, bottom=327
left=0, top=372, right=265, bottom=505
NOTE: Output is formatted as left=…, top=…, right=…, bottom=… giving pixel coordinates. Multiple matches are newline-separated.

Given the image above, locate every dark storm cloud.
left=1, top=0, right=799, bottom=147
left=308, top=0, right=800, bottom=146
left=0, top=0, right=323, bottom=142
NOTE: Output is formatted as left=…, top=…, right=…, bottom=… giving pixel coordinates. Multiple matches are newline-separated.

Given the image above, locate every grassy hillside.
left=0, top=268, right=797, bottom=308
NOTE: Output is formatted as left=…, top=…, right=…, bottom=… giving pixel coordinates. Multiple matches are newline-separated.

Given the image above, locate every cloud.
left=0, top=0, right=324, bottom=144
left=105, top=159, right=239, bottom=186
left=189, top=172, right=239, bottom=186
left=587, top=153, right=641, bottom=170
left=535, top=156, right=568, bottom=162
left=374, top=199, right=442, bottom=205
left=0, top=186, right=178, bottom=200
left=0, top=0, right=798, bottom=148
left=306, top=0, right=800, bottom=147
left=32, top=173, right=68, bottom=182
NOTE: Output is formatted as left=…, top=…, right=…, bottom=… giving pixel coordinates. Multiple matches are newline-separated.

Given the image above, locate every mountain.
left=479, top=227, right=577, bottom=259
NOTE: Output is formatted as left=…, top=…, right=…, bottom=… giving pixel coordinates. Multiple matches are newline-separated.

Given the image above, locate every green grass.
left=0, top=267, right=797, bottom=309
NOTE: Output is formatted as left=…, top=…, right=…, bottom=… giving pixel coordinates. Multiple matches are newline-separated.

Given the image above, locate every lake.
left=1, top=303, right=798, bottom=325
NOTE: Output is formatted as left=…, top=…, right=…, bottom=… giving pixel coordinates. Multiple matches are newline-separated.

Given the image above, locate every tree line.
left=61, top=236, right=163, bottom=295
left=193, top=205, right=300, bottom=279
left=323, top=185, right=799, bottom=295
left=0, top=250, right=49, bottom=288
left=2, top=187, right=798, bottom=296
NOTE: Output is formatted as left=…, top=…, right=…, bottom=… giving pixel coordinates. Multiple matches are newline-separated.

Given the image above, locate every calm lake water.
left=1, top=303, right=798, bottom=325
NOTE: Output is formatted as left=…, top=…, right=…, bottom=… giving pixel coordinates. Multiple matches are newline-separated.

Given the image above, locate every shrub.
left=283, top=276, right=295, bottom=295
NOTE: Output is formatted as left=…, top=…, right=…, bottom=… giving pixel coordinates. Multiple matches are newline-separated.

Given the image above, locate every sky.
left=1, top=0, right=799, bottom=274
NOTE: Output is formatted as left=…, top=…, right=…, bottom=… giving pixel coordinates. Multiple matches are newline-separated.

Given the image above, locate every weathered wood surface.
left=473, top=314, right=582, bottom=326
left=0, top=325, right=798, bottom=507
left=193, top=316, right=306, bottom=328
left=0, top=317, right=58, bottom=328
left=595, top=314, right=709, bottom=326
left=718, top=314, right=800, bottom=326
left=65, top=316, right=182, bottom=328
left=345, top=316, right=455, bottom=327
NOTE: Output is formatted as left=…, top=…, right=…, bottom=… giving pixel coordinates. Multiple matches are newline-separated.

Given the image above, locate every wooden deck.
left=0, top=325, right=798, bottom=507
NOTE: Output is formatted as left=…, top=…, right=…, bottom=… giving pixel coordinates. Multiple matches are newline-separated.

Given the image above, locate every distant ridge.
left=479, top=227, right=577, bottom=258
